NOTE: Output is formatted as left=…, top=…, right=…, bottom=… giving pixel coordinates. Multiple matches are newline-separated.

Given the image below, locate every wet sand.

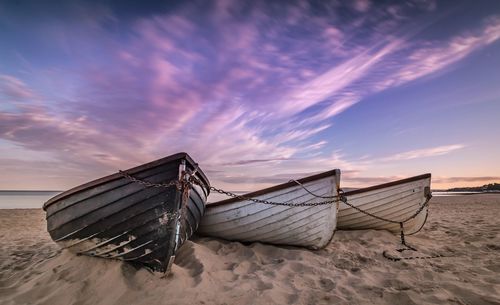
left=1, top=194, right=499, bottom=305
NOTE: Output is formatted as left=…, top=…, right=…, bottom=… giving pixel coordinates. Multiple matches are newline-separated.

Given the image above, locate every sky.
left=1, top=0, right=500, bottom=194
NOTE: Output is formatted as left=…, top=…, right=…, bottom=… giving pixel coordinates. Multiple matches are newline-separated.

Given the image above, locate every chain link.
left=207, top=184, right=341, bottom=207
left=119, top=170, right=182, bottom=189
left=120, top=169, right=445, bottom=260
left=383, top=251, right=446, bottom=261
left=121, top=170, right=430, bottom=223
left=338, top=189, right=431, bottom=225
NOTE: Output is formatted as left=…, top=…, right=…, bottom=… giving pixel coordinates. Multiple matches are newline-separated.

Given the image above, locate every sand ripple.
left=1, top=194, right=499, bottom=305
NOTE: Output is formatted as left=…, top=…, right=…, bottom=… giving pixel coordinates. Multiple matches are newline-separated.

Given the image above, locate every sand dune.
left=1, top=194, right=499, bottom=305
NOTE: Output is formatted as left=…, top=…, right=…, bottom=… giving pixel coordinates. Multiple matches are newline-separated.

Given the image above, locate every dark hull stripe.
left=98, top=225, right=175, bottom=259
left=45, top=153, right=209, bottom=272
left=48, top=169, right=178, bottom=231
left=58, top=196, right=172, bottom=245
left=50, top=186, right=176, bottom=240
left=57, top=189, right=204, bottom=268
left=123, top=200, right=202, bottom=263
left=82, top=211, right=175, bottom=256
left=190, top=187, right=205, bottom=217
left=46, top=164, right=176, bottom=217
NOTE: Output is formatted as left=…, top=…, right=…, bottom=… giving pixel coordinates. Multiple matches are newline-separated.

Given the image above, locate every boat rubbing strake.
left=199, top=169, right=341, bottom=249
left=43, top=152, right=210, bottom=273
left=338, top=173, right=432, bottom=234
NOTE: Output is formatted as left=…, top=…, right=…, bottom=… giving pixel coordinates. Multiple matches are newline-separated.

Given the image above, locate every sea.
left=431, top=191, right=483, bottom=196
left=0, top=190, right=487, bottom=209
left=0, top=191, right=61, bottom=209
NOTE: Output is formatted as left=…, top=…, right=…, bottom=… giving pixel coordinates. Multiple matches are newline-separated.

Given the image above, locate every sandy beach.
left=1, top=194, right=499, bottom=305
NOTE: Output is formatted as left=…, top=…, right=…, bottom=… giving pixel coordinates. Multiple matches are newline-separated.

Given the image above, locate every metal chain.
left=383, top=251, right=447, bottom=261
left=119, top=170, right=182, bottom=189
left=338, top=189, right=431, bottom=225
left=121, top=170, right=429, bottom=223
left=289, top=179, right=339, bottom=199
left=121, top=169, right=447, bottom=260
left=290, top=181, right=437, bottom=256
left=206, top=184, right=341, bottom=207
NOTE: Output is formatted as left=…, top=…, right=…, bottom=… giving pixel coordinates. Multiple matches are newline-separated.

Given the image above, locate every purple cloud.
left=0, top=75, right=35, bottom=100
left=1, top=1, right=499, bottom=191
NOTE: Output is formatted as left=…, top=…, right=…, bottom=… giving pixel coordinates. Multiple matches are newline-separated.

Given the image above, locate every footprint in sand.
left=174, top=241, right=204, bottom=285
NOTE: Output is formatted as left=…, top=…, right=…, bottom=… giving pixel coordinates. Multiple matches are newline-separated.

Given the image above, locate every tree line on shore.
left=447, top=183, right=500, bottom=192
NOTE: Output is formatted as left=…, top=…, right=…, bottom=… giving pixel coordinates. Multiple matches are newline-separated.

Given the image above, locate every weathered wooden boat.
left=43, top=152, right=210, bottom=273
left=198, top=169, right=341, bottom=249
left=337, top=173, right=432, bottom=234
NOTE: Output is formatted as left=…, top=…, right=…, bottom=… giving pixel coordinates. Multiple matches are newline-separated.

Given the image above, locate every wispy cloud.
left=0, top=1, right=498, bottom=190
left=0, top=75, right=35, bottom=100
left=291, top=16, right=500, bottom=126
left=385, top=16, right=500, bottom=87
left=381, top=144, right=465, bottom=161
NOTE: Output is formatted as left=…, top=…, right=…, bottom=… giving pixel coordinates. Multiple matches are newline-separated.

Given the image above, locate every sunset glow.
left=1, top=0, right=500, bottom=193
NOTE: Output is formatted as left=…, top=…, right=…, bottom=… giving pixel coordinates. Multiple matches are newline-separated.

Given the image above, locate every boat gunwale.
left=43, top=152, right=210, bottom=210
left=206, top=169, right=340, bottom=207
left=342, top=173, right=431, bottom=197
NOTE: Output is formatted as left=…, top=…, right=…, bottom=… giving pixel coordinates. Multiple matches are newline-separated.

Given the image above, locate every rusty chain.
left=207, top=185, right=341, bottom=207
left=120, top=169, right=446, bottom=260
left=119, top=170, right=182, bottom=190
left=119, top=170, right=342, bottom=207
left=383, top=251, right=446, bottom=261
left=338, top=189, right=431, bottom=225
left=191, top=175, right=341, bottom=207
left=120, top=170, right=429, bottom=223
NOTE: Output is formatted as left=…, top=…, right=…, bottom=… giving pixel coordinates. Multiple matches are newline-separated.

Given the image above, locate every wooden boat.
left=337, top=173, right=432, bottom=234
left=43, top=152, right=210, bottom=273
left=198, top=169, right=341, bottom=249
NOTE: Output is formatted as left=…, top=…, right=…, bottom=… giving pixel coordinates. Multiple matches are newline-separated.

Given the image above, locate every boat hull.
left=338, top=174, right=431, bottom=234
left=198, top=170, right=341, bottom=249
left=43, top=153, right=209, bottom=272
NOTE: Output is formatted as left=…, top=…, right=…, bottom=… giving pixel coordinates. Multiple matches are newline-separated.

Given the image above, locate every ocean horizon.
left=0, top=191, right=60, bottom=209
left=0, top=190, right=487, bottom=209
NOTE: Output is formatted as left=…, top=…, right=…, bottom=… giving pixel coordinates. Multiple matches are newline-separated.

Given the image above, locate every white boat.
left=198, top=169, right=341, bottom=249
left=337, top=174, right=432, bottom=234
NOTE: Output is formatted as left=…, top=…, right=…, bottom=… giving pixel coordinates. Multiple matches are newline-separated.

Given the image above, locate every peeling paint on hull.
left=43, top=153, right=209, bottom=273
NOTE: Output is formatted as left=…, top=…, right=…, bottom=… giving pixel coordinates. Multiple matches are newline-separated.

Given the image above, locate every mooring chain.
left=206, top=184, right=341, bottom=207
left=383, top=251, right=446, bottom=261
left=121, top=169, right=342, bottom=207
left=291, top=181, right=445, bottom=260
left=289, top=179, right=339, bottom=199
left=121, top=169, right=447, bottom=261
left=119, top=170, right=183, bottom=190
left=338, top=190, right=430, bottom=225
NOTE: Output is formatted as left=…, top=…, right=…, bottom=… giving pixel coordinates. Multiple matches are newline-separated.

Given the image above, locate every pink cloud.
left=0, top=75, right=36, bottom=100
left=381, top=144, right=465, bottom=161
left=1, top=2, right=498, bottom=191
left=388, top=17, right=500, bottom=86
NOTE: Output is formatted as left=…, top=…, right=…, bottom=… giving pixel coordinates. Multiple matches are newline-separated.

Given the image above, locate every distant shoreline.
left=432, top=190, right=500, bottom=194
left=0, top=190, right=62, bottom=193
left=0, top=191, right=61, bottom=197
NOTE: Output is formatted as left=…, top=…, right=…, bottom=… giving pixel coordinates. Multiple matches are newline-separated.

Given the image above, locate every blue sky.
left=1, top=0, right=499, bottom=192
